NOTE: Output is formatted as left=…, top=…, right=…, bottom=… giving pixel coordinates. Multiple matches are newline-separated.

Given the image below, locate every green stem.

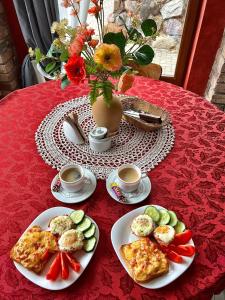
left=96, top=16, right=102, bottom=43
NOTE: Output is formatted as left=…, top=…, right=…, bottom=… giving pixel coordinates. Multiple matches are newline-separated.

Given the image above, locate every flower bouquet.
left=32, top=0, right=157, bottom=132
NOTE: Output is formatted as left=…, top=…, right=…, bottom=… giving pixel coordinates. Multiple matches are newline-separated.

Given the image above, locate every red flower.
left=88, top=5, right=101, bottom=16
left=65, top=54, right=86, bottom=85
left=88, top=39, right=99, bottom=48
left=91, top=0, right=99, bottom=4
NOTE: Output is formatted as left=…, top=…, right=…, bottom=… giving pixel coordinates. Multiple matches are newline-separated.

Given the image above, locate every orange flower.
left=68, top=38, right=84, bottom=56
left=61, top=0, right=71, bottom=8
left=94, top=44, right=122, bottom=72
left=118, top=72, right=135, bottom=93
left=91, top=0, right=99, bottom=4
left=70, top=8, right=78, bottom=16
left=88, top=39, right=99, bottom=48
left=88, top=5, right=101, bottom=16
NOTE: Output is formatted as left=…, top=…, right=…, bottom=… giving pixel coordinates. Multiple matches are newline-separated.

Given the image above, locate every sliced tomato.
left=64, top=252, right=81, bottom=272
left=166, top=250, right=183, bottom=263
left=41, top=249, right=51, bottom=261
left=60, top=252, right=69, bottom=280
left=46, top=253, right=61, bottom=281
left=169, top=244, right=195, bottom=257
left=172, top=230, right=192, bottom=245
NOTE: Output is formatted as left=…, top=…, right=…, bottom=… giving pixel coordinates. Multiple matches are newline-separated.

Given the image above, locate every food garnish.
left=83, top=236, right=97, bottom=252
left=60, top=252, right=69, bottom=280
left=64, top=252, right=81, bottom=272
left=172, top=230, right=192, bottom=245
left=120, top=237, right=169, bottom=282
left=46, top=253, right=61, bottom=280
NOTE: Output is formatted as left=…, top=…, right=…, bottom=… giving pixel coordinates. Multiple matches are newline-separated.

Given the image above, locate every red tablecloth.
left=0, top=77, right=224, bottom=300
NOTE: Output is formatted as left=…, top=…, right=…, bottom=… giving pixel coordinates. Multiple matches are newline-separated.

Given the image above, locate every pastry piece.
left=154, top=225, right=175, bottom=245
left=58, top=229, right=84, bottom=252
left=120, top=237, right=169, bottom=283
left=10, top=226, right=58, bottom=274
left=49, top=215, right=74, bottom=236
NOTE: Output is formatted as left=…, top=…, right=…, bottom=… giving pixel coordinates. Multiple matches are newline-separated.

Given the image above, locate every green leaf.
left=35, top=48, right=42, bottom=63
left=45, top=62, right=56, bottom=73
left=141, top=19, right=157, bottom=36
left=133, top=45, right=154, bottom=65
left=127, top=28, right=142, bottom=41
left=103, top=31, right=126, bottom=55
left=89, top=80, right=99, bottom=105
left=60, top=50, right=68, bottom=62
left=61, top=76, right=70, bottom=89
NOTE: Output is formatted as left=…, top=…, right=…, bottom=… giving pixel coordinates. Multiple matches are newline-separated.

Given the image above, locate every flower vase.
left=91, top=94, right=123, bottom=135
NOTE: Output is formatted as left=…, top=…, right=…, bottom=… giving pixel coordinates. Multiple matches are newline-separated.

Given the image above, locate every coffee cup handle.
left=141, top=173, right=148, bottom=179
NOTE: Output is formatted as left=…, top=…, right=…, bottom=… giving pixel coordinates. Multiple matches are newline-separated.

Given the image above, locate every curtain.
left=13, top=0, right=59, bottom=87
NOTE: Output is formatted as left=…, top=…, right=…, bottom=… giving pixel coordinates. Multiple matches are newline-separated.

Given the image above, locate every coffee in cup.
left=59, top=164, right=85, bottom=192
left=117, top=164, right=147, bottom=192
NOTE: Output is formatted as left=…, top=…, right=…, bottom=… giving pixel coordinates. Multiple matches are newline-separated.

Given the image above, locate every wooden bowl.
left=121, top=96, right=170, bottom=132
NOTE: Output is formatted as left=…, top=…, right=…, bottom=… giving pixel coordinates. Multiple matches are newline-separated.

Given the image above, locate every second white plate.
left=111, top=205, right=195, bottom=289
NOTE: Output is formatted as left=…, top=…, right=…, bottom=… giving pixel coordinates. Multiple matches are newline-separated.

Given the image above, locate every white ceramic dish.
left=13, top=207, right=99, bottom=290
left=106, top=170, right=151, bottom=204
left=111, top=205, right=195, bottom=289
left=51, top=168, right=97, bottom=203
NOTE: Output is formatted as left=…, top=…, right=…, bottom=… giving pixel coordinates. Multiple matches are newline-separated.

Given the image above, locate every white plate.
left=51, top=168, right=97, bottom=203
left=13, top=207, right=99, bottom=290
left=106, top=170, right=151, bottom=204
left=111, top=205, right=195, bottom=289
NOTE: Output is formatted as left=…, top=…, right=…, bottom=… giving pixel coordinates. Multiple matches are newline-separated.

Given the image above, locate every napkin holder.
left=63, top=112, right=85, bottom=145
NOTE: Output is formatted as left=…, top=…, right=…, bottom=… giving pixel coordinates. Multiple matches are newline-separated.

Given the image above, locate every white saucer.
left=106, top=170, right=151, bottom=204
left=51, top=168, right=97, bottom=203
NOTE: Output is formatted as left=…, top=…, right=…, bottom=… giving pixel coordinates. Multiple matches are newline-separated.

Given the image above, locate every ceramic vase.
left=91, top=94, right=123, bottom=135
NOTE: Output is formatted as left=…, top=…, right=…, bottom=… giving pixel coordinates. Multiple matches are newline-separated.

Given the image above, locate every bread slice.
left=120, top=237, right=169, bottom=283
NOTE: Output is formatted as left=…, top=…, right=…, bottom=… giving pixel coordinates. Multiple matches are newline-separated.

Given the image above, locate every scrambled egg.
left=120, top=237, right=169, bottom=282
left=58, top=229, right=84, bottom=252
left=10, top=226, right=58, bottom=273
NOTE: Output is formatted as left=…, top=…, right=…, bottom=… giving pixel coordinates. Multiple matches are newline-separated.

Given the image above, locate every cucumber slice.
left=174, top=221, right=186, bottom=233
left=76, top=217, right=92, bottom=232
left=168, top=210, right=178, bottom=227
left=84, top=223, right=96, bottom=239
left=158, top=210, right=170, bottom=225
left=83, top=236, right=97, bottom=252
left=70, top=210, right=85, bottom=225
left=144, top=206, right=160, bottom=222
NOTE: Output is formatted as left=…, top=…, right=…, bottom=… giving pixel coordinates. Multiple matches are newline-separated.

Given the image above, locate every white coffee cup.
left=59, top=164, right=86, bottom=192
left=117, top=164, right=147, bottom=193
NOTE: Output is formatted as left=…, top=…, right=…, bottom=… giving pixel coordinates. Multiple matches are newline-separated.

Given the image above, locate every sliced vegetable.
left=76, top=217, right=92, bottom=232
left=64, top=252, right=81, bottom=272
left=46, top=253, right=61, bottom=281
left=166, top=250, right=183, bottom=263
left=60, top=252, right=69, bottom=280
left=169, top=244, right=195, bottom=257
left=41, top=249, right=50, bottom=261
left=172, top=229, right=192, bottom=245
left=70, top=210, right=85, bottom=225
left=83, top=236, right=97, bottom=252
left=168, top=210, right=178, bottom=227
left=84, top=223, right=96, bottom=239
left=174, top=221, right=186, bottom=234
left=144, top=206, right=160, bottom=222
left=158, top=210, right=170, bottom=225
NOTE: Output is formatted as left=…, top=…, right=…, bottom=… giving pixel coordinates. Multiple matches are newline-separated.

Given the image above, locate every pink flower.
left=68, top=38, right=84, bottom=56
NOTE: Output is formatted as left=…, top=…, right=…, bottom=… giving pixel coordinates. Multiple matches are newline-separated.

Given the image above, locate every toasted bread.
left=120, top=237, right=169, bottom=283
left=10, top=226, right=58, bottom=273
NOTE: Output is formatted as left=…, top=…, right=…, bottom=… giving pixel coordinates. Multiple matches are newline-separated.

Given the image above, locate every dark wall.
left=2, top=0, right=27, bottom=65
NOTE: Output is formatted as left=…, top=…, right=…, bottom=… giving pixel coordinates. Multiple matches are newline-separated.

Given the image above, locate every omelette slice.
left=10, top=226, right=58, bottom=274
left=120, top=237, right=169, bottom=283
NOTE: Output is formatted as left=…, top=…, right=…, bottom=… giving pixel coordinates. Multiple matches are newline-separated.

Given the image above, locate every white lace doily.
left=35, top=95, right=175, bottom=179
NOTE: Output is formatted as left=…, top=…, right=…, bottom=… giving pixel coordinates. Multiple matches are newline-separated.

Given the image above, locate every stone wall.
left=205, top=29, right=225, bottom=112
left=108, top=0, right=188, bottom=51
left=0, top=0, right=20, bottom=99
